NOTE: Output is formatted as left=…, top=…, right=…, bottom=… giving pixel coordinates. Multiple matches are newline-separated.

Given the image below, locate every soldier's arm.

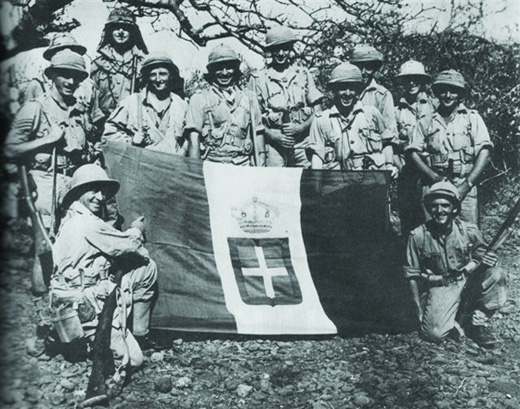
left=188, top=131, right=201, bottom=159
left=457, top=147, right=491, bottom=199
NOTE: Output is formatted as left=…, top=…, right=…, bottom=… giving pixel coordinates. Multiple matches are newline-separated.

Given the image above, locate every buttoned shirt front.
left=395, top=93, right=436, bottom=152
left=309, top=101, right=390, bottom=170
left=360, top=78, right=397, bottom=142
left=185, top=85, right=263, bottom=164
left=103, top=89, right=188, bottom=155
left=403, top=219, right=486, bottom=279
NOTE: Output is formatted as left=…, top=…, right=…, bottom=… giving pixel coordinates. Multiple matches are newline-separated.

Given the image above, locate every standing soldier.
left=406, top=70, right=492, bottom=225
left=91, top=7, right=148, bottom=118
left=249, top=26, right=323, bottom=168
left=185, top=44, right=265, bottom=166
left=103, top=53, right=188, bottom=156
left=22, top=33, right=105, bottom=129
left=4, top=50, right=95, bottom=293
left=308, top=62, right=397, bottom=174
left=395, top=60, right=436, bottom=234
left=404, top=181, right=507, bottom=348
left=350, top=45, right=397, bottom=152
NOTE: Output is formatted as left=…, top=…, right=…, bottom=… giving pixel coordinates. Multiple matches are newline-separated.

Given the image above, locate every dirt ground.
left=1, top=190, right=519, bottom=409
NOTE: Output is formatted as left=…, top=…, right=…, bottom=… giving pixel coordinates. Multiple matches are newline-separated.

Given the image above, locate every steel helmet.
left=396, top=60, right=430, bottom=80
left=423, top=181, right=461, bottom=214
left=206, top=44, right=240, bottom=70
left=351, top=45, right=384, bottom=64
left=44, top=49, right=89, bottom=80
left=106, top=7, right=136, bottom=26
left=432, top=70, right=467, bottom=95
left=265, top=26, right=298, bottom=48
left=141, top=52, right=180, bottom=77
left=328, top=63, right=363, bottom=84
left=43, top=33, right=86, bottom=61
left=62, top=164, right=120, bottom=209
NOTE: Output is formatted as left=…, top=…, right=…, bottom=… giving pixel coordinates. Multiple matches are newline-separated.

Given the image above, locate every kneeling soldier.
left=51, top=164, right=158, bottom=366
left=403, top=181, right=507, bottom=348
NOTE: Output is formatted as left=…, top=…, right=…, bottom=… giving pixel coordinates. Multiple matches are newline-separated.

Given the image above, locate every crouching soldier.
left=404, top=181, right=507, bottom=348
left=186, top=44, right=265, bottom=166
left=309, top=62, right=397, bottom=174
left=50, top=164, right=158, bottom=368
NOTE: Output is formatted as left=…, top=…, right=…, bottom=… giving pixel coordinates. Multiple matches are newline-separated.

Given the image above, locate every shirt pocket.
left=451, top=132, right=471, bottom=151
left=363, top=128, right=382, bottom=153
left=422, top=251, right=444, bottom=275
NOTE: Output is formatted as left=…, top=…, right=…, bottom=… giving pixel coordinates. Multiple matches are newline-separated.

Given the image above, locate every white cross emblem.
left=241, top=246, right=288, bottom=299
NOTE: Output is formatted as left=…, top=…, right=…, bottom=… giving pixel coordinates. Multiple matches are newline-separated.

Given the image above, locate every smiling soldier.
left=403, top=181, right=507, bottom=348
left=103, top=53, right=188, bottom=155
left=185, top=44, right=265, bottom=166
left=406, top=70, right=493, bottom=225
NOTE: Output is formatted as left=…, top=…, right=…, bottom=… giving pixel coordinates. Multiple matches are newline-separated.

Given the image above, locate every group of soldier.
left=2, top=6, right=509, bottom=390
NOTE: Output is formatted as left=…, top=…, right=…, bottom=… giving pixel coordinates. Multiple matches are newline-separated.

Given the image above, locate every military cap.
left=141, top=52, right=180, bottom=76
left=423, top=181, right=461, bottom=214
left=328, top=63, right=363, bottom=84
left=351, top=45, right=384, bottom=63
left=432, top=70, right=467, bottom=95
left=106, top=7, right=136, bottom=26
left=43, top=33, right=86, bottom=61
left=265, top=26, right=298, bottom=48
left=44, top=49, right=89, bottom=80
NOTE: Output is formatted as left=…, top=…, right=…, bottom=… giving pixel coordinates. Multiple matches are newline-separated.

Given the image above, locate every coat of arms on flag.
left=228, top=238, right=303, bottom=306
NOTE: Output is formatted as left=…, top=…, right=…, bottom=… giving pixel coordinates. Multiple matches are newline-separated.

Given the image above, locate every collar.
left=49, top=86, right=77, bottom=111
left=266, top=65, right=298, bottom=83
left=329, top=101, right=365, bottom=119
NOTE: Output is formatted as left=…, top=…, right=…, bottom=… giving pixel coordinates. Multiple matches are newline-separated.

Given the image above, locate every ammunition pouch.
left=425, top=151, right=474, bottom=177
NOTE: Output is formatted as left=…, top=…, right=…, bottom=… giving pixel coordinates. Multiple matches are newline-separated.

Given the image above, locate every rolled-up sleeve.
left=403, top=231, right=423, bottom=279
left=184, top=93, right=205, bottom=133
left=308, top=116, right=328, bottom=160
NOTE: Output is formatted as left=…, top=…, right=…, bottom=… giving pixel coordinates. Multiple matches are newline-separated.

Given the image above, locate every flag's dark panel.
left=300, top=170, right=416, bottom=334
left=103, top=142, right=238, bottom=332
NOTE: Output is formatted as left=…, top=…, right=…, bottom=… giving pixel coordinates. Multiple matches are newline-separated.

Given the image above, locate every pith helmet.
left=423, top=181, right=461, bottom=214
left=106, top=7, right=136, bottom=26
left=432, top=70, right=467, bottom=95
left=206, top=45, right=240, bottom=70
left=351, top=45, right=384, bottom=64
left=265, top=26, right=298, bottom=48
left=62, top=164, right=120, bottom=209
left=141, top=52, right=180, bottom=77
left=329, top=63, right=363, bottom=84
left=43, top=33, right=86, bottom=61
left=44, top=49, right=89, bottom=80
left=396, top=60, right=430, bottom=80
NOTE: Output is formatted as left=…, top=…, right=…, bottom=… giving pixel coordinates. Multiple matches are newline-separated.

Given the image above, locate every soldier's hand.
left=482, top=252, right=498, bottom=267
left=386, top=163, right=399, bottom=179
left=282, top=123, right=302, bottom=137
left=270, top=129, right=295, bottom=148
left=132, top=132, right=147, bottom=146
left=46, top=123, right=65, bottom=144
left=131, top=216, right=146, bottom=233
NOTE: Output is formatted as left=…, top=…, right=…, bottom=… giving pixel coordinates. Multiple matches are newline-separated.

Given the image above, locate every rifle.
left=248, top=85, right=264, bottom=167
left=18, top=164, right=52, bottom=295
left=130, top=54, right=139, bottom=94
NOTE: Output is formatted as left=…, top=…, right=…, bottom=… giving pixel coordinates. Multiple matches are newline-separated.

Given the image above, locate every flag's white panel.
left=204, top=162, right=337, bottom=335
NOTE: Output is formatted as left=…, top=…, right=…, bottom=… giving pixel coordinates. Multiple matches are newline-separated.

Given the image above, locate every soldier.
left=22, top=33, right=105, bottom=129
left=406, top=70, right=492, bottom=225
left=185, top=44, right=265, bottom=166
left=308, top=62, right=397, bottom=174
left=404, top=181, right=507, bottom=348
left=249, top=26, right=323, bottom=167
left=350, top=45, right=398, bottom=150
left=4, top=49, right=96, bottom=293
left=51, top=164, right=157, bottom=367
left=395, top=60, right=436, bottom=234
left=103, top=53, right=188, bottom=155
left=91, top=7, right=148, bottom=117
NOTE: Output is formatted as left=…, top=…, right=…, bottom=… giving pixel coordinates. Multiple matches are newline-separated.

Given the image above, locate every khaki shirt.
left=308, top=101, right=391, bottom=170
left=404, top=219, right=486, bottom=279
left=360, top=79, right=397, bottom=142
left=185, top=85, right=263, bottom=165
left=395, top=93, right=436, bottom=152
left=91, top=44, right=145, bottom=117
left=103, top=89, right=188, bottom=156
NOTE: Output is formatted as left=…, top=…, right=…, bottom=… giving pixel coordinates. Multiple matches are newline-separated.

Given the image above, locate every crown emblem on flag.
left=232, top=196, right=279, bottom=234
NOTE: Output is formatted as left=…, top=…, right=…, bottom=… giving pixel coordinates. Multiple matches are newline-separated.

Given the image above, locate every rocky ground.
left=1, top=188, right=519, bottom=409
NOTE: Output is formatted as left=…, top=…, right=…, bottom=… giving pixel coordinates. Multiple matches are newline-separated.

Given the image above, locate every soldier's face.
left=148, top=67, right=171, bottom=93
left=213, top=62, right=237, bottom=88
left=353, top=61, right=379, bottom=86
left=429, top=197, right=456, bottom=228
left=111, top=24, right=131, bottom=46
left=436, top=85, right=462, bottom=110
left=270, top=44, right=293, bottom=66
left=332, top=83, right=360, bottom=111
left=52, top=69, right=83, bottom=97
left=403, top=75, right=426, bottom=96
left=79, top=188, right=107, bottom=216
